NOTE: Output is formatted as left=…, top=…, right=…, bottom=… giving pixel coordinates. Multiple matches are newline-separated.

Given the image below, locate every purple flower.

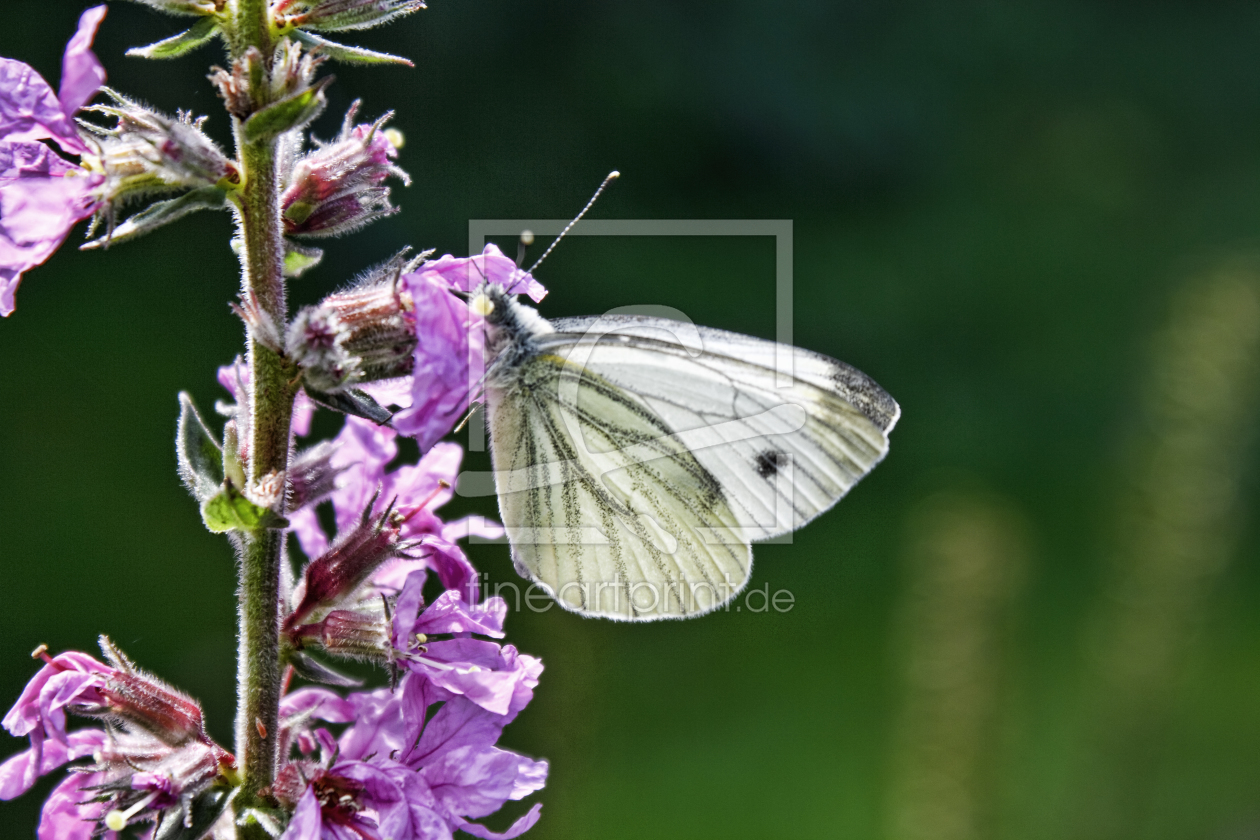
left=0, top=5, right=107, bottom=316
left=1, top=643, right=234, bottom=837
left=287, top=417, right=498, bottom=604
left=388, top=578, right=542, bottom=717
left=278, top=670, right=545, bottom=840
left=391, top=245, right=546, bottom=450
left=0, top=649, right=110, bottom=796
left=0, top=729, right=104, bottom=801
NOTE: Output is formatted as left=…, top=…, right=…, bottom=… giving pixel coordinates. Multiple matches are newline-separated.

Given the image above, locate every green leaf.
left=288, top=29, right=413, bottom=66
left=284, top=239, right=324, bottom=278
left=126, top=17, right=220, bottom=60
left=304, top=386, right=394, bottom=425
left=153, top=787, right=236, bottom=840
left=288, top=651, right=364, bottom=687
left=82, top=187, right=229, bottom=250
left=200, top=487, right=288, bottom=534
left=242, top=78, right=331, bottom=143
left=177, top=393, right=224, bottom=503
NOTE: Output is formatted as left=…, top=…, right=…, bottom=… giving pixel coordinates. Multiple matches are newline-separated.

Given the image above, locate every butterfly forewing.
left=544, top=317, right=898, bottom=541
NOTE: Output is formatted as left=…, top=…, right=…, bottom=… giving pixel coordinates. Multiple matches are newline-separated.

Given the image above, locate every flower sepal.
left=82, top=186, right=230, bottom=249
left=124, top=0, right=221, bottom=17
left=278, top=0, right=425, bottom=33
left=291, top=609, right=393, bottom=664
left=284, top=239, right=324, bottom=277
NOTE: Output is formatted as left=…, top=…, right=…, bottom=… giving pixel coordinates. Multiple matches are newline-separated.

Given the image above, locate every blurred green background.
left=3, top=1, right=1260, bottom=838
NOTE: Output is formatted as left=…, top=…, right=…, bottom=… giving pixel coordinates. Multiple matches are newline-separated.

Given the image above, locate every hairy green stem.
left=229, top=0, right=294, bottom=828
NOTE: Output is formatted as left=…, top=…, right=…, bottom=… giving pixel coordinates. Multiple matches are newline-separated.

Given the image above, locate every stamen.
left=104, top=791, right=159, bottom=831
left=453, top=403, right=482, bottom=434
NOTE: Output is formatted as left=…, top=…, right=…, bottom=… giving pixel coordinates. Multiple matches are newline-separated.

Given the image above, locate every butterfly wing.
left=486, top=354, right=752, bottom=620
left=544, top=315, right=899, bottom=541
left=485, top=314, right=898, bottom=620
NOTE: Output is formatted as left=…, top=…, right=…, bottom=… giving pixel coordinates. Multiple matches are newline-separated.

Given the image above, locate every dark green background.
left=3, top=1, right=1260, bottom=837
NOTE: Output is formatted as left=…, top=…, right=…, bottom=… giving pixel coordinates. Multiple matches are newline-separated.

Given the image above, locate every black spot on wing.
left=754, top=449, right=789, bottom=479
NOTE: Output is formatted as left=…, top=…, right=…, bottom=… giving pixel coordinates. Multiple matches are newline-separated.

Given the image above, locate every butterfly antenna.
left=528, top=170, right=620, bottom=273
left=453, top=402, right=482, bottom=434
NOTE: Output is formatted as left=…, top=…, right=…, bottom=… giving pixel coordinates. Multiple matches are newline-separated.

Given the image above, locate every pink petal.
left=392, top=272, right=484, bottom=451
left=457, top=802, right=544, bottom=840
left=0, top=140, right=99, bottom=315
left=58, top=6, right=107, bottom=119
left=0, top=60, right=82, bottom=153
left=277, top=786, right=323, bottom=840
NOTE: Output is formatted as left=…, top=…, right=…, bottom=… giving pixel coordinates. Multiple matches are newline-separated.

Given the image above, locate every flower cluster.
left=263, top=358, right=547, bottom=839
left=2, top=394, right=549, bottom=839
left=0, top=642, right=235, bottom=839
left=1, top=3, right=559, bottom=838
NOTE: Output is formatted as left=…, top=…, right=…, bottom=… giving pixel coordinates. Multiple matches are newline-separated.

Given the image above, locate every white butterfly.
left=469, top=284, right=899, bottom=620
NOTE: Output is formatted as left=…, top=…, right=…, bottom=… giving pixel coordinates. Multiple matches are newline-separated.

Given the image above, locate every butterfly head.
left=472, top=283, right=555, bottom=384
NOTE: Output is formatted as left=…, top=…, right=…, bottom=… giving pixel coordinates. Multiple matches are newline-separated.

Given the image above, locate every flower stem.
left=229, top=0, right=295, bottom=830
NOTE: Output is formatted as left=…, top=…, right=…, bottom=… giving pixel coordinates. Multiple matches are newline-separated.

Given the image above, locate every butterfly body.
left=478, top=284, right=899, bottom=620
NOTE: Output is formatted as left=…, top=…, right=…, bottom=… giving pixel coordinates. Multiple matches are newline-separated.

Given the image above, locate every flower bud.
left=278, top=0, right=425, bottom=32
left=289, top=440, right=342, bottom=510
left=96, top=738, right=232, bottom=835
left=281, top=103, right=408, bottom=238
left=285, top=500, right=422, bottom=630
left=292, top=609, right=392, bottom=662
left=82, top=91, right=232, bottom=213
left=211, top=42, right=323, bottom=120
left=288, top=268, right=417, bottom=393
left=88, top=637, right=209, bottom=747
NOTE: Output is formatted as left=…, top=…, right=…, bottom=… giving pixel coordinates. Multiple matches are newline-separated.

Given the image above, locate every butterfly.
left=468, top=282, right=899, bottom=620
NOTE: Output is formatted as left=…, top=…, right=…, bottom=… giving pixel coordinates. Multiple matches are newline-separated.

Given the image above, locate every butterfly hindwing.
left=487, top=353, right=752, bottom=620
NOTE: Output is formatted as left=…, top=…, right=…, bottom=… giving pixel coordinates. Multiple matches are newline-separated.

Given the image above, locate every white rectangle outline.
left=468, top=218, right=794, bottom=455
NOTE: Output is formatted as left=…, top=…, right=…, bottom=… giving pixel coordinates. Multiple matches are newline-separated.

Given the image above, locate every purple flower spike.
left=392, top=245, right=546, bottom=449
left=0, top=6, right=108, bottom=316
